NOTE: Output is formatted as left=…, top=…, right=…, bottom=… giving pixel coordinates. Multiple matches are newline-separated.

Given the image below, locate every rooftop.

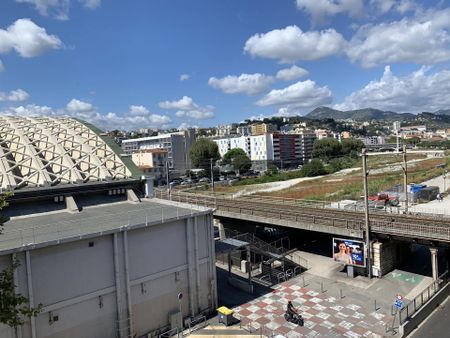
left=0, top=116, right=141, bottom=192
left=0, top=198, right=210, bottom=254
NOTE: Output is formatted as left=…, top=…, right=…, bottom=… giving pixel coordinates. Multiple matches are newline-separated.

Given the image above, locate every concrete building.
left=363, top=136, right=386, bottom=146
left=0, top=117, right=216, bottom=338
left=214, top=131, right=315, bottom=171
left=251, top=123, right=277, bottom=135
left=132, top=149, right=168, bottom=185
left=216, top=124, right=237, bottom=137
left=121, top=130, right=196, bottom=173
left=214, top=136, right=251, bottom=158
left=236, top=125, right=251, bottom=136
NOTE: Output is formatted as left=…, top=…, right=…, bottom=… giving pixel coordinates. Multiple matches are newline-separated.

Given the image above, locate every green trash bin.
left=217, top=306, right=234, bottom=326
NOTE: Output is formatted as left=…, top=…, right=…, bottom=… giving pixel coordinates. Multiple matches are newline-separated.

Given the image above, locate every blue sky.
left=1, top=0, right=450, bottom=130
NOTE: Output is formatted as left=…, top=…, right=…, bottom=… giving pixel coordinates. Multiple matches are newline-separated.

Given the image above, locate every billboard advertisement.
left=332, top=237, right=366, bottom=267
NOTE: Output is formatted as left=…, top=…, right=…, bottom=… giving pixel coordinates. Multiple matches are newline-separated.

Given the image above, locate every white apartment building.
left=214, top=135, right=251, bottom=158
left=214, top=132, right=315, bottom=171
left=121, top=130, right=195, bottom=173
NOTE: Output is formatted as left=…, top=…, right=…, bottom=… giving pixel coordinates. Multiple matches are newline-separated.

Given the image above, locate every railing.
left=158, top=327, right=179, bottom=338
left=0, top=202, right=201, bottom=252
left=399, top=271, right=450, bottom=324
left=155, top=190, right=450, bottom=243
left=186, top=315, right=207, bottom=335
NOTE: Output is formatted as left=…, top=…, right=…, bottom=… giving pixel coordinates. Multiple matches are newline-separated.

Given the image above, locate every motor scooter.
left=284, top=311, right=304, bottom=326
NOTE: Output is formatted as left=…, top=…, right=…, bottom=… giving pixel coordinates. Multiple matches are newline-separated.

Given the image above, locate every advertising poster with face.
left=333, top=238, right=365, bottom=267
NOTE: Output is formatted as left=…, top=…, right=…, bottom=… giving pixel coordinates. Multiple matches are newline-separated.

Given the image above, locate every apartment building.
left=131, top=149, right=168, bottom=184
left=121, top=129, right=195, bottom=173
left=214, top=131, right=315, bottom=171
left=251, top=123, right=278, bottom=135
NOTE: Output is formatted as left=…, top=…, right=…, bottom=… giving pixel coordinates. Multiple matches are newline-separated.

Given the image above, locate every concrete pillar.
left=215, top=219, right=226, bottom=240
left=186, top=217, right=197, bottom=316
left=25, top=251, right=37, bottom=338
left=246, top=246, right=252, bottom=285
left=430, top=247, right=439, bottom=281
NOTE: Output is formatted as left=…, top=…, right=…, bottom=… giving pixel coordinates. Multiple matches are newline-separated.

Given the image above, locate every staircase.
left=224, top=229, right=308, bottom=286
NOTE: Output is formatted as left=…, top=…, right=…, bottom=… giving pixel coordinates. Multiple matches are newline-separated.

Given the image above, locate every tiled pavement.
left=233, top=277, right=395, bottom=337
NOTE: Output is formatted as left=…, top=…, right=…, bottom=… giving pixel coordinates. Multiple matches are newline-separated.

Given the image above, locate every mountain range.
left=306, top=107, right=450, bottom=122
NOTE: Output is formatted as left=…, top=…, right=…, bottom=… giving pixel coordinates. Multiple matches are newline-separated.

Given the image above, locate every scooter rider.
left=287, top=301, right=298, bottom=318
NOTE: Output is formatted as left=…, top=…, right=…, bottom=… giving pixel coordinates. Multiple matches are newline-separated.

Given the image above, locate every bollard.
left=374, top=299, right=379, bottom=311
left=340, top=289, right=344, bottom=299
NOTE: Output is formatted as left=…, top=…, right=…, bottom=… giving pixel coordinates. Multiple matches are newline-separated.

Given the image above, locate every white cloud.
left=335, top=65, right=450, bottom=113
left=129, top=105, right=150, bottom=116
left=256, top=80, right=333, bottom=108
left=1, top=99, right=172, bottom=131
left=296, top=0, right=364, bottom=24
left=179, top=74, right=190, bottom=81
left=276, top=65, right=309, bottom=81
left=66, top=98, right=93, bottom=113
left=0, top=89, right=30, bottom=102
left=208, top=73, right=274, bottom=95
left=0, top=60, right=4, bottom=72
left=16, top=0, right=101, bottom=20
left=244, top=25, right=346, bottom=63
left=0, top=19, right=62, bottom=58
left=160, top=96, right=215, bottom=120
left=175, top=110, right=214, bottom=119
left=347, top=8, right=450, bottom=67
left=159, top=96, right=197, bottom=110
left=370, top=0, right=419, bottom=14
left=2, top=104, right=54, bottom=116
left=80, top=0, right=101, bottom=10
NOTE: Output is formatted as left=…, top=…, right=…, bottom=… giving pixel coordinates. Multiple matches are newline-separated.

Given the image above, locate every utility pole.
left=210, top=158, right=215, bottom=193
left=362, top=148, right=372, bottom=279
left=166, top=160, right=171, bottom=200
left=402, top=145, right=408, bottom=213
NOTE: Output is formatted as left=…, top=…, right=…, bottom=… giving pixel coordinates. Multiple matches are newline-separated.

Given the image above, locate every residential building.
left=236, top=125, right=252, bottom=136
left=363, top=136, right=386, bottom=146
left=121, top=129, right=195, bottom=173
left=214, top=130, right=315, bottom=171
left=251, top=123, right=278, bottom=135
left=216, top=123, right=237, bottom=137
left=132, top=149, right=168, bottom=184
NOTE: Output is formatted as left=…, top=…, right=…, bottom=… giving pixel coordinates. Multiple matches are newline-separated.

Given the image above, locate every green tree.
left=312, top=138, right=342, bottom=162
left=0, top=193, right=42, bottom=329
left=301, top=159, right=327, bottom=177
left=341, top=139, right=364, bottom=157
left=189, top=138, right=220, bottom=170
left=222, top=148, right=251, bottom=173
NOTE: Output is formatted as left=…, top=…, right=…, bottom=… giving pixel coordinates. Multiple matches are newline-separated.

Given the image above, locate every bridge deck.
left=157, top=191, right=450, bottom=244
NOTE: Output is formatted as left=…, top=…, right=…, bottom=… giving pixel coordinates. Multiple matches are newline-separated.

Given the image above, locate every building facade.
left=250, top=123, right=278, bottom=135
left=132, top=149, right=168, bottom=184
left=121, top=130, right=196, bottom=173
left=0, top=117, right=216, bottom=338
left=213, top=131, right=315, bottom=171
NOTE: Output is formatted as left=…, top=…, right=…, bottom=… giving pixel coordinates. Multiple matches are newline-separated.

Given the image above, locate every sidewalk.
left=221, top=252, right=433, bottom=337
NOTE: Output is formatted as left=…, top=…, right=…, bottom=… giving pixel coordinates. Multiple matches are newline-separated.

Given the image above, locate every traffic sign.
left=178, top=292, right=183, bottom=300
left=394, top=294, right=403, bottom=309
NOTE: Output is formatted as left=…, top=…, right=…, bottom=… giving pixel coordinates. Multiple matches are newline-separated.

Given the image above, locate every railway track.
left=156, top=190, right=450, bottom=243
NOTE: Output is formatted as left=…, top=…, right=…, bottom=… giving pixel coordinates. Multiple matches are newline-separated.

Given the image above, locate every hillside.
left=306, top=107, right=416, bottom=121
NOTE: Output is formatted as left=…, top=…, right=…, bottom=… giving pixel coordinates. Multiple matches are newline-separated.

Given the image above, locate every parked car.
left=199, top=177, right=210, bottom=183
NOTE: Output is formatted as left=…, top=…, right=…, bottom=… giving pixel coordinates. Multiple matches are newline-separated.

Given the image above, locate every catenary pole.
left=362, top=148, right=372, bottom=278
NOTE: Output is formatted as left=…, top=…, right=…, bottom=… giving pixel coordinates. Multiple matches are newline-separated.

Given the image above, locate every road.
left=409, top=296, right=450, bottom=338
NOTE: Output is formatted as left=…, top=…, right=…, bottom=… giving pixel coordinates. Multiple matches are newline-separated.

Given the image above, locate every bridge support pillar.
left=430, top=247, right=438, bottom=281
left=246, top=246, right=252, bottom=286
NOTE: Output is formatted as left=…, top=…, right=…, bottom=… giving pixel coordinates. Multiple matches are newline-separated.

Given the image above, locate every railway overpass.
left=156, top=190, right=450, bottom=280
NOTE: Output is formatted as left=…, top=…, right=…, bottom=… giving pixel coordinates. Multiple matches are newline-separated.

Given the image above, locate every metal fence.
left=399, top=271, right=449, bottom=324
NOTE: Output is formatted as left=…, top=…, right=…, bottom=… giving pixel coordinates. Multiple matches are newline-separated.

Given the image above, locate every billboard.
left=332, top=237, right=366, bottom=267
